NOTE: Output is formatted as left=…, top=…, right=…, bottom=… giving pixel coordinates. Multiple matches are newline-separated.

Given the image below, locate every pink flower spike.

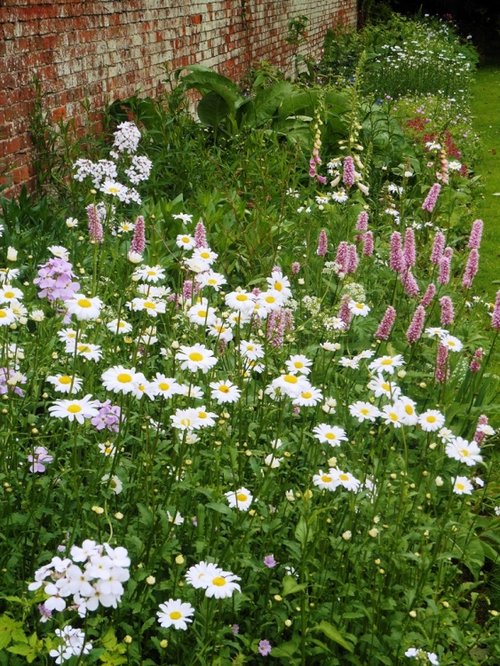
left=389, top=232, right=406, bottom=274
left=439, top=295, right=454, bottom=326
left=406, top=305, right=426, bottom=344
left=374, top=305, right=396, bottom=340
left=343, top=156, right=355, bottom=188
left=420, top=283, right=436, bottom=308
left=492, top=290, right=500, bottom=330
left=430, top=231, right=446, bottom=264
left=462, top=248, right=479, bottom=290
left=403, top=228, right=416, bottom=267
left=362, top=230, right=374, bottom=257
left=469, top=347, right=483, bottom=373
left=468, top=219, right=483, bottom=250
left=130, top=215, right=145, bottom=254
left=194, top=221, right=208, bottom=248
left=356, top=211, right=369, bottom=231
left=316, top=229, right=328, bottom=257
left=422, top=183, right=441, bottom=213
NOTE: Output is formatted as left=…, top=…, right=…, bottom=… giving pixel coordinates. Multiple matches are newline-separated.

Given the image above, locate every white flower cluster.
left=28, top=539, right=130, bottom=617
left=72, top=122, right=148, bottom=204
left=125, top=155, right=153, bottom=184
left=49, top=625, right=92, bottom=664
left=112, top=121, right=141, bottom=155
left=73, top=159, right=117, bottom=187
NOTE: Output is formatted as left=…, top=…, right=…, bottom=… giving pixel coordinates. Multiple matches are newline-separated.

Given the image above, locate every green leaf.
left=282, top=576, right=308, bottom=597
left=312, top=621, right=355, bottom=652
left=269, top=638, right=300, bottom=657
left=197, top=92, right=230, bottom=128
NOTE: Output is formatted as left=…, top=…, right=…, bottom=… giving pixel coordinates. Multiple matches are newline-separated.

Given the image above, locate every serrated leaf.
left=282, top=575, right=307, bottom=597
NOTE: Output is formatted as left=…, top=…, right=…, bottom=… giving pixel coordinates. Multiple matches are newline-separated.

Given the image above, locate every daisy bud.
left=7, top=246, right=17, bottom=262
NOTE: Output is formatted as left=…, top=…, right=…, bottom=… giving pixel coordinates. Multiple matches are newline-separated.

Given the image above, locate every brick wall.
left=0, top=0, right=357, bottom=194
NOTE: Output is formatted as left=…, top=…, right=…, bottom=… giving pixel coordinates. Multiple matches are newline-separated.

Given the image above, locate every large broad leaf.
left=197, top=91, right=230, bottom=128
left=178, top=65, right=242, bottom=109
left=240, top=81, right=296, bottom=127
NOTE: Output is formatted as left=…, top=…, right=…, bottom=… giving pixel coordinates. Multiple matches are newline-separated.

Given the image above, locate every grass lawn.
left=470, top=65, right=500, bottom=302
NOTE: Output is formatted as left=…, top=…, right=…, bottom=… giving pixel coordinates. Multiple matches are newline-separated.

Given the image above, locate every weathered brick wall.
left=0, top=0, right=357, bottom=194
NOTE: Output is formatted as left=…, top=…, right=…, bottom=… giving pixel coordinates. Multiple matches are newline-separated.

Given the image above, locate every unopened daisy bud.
left=160, top=639, right=168, bottom=648
left=302, top=489, right=313, bottom=501
left=342, top=530, right=352, bottom=541
left=91, top=505, right=104, bottom=514
left=175, top=554, right=185, bottom=565
left=7, top=247, right=17, bottom=262
left=114, top=512, right=124, bottom=520
left=435, top=476, right=444, bottom=487
left=408, top=610, right=417, bottom=618
left=284, top=619, right=292, bottom=627
left=146, top=575, right=156, bottom=585
left=124, top=635, right=133, bottom=644
left=368, top=527, right=379, bottom=538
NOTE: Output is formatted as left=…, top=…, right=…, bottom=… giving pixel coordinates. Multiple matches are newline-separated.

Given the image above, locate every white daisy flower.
left=285, top=354, right=312, bottom=375
left=106, top=318, right=133, bottom=335
left=132, top=265, right=166, bottom=283
left=312, top=424, right=348, bottom=446
left=292, top=386, right=323, bottom=407
left=369, top=354, right=405, bottom=375
left=225, top=487, right=253, bottom=511
left=349, top=401, right=380, bottom=422
left=348, top=301, right=370, bottom=317
left=157, top=599, right=195, bottom=630
left=380, top=404, right=406, bottom=428
left=210, top=380, right=241, bottom=404
left=66, top=294, right=103, bottom=321
left=313, top=469, right=339, bottom=491
left=452, top=476, right=474, bottom=495
left=204, top=571, right=241, bottom=599
left=46, top=374, right=83, bottom=394
left=176, top=343, right=217, bottom=373
left=445, top=437, right=483, bottom=466
left=441, top=334, right=463, bottom=352
left=176, top=233, right=195, bottom=250
left=101, top=366, right=141, bottom=395
left=418, top=410, right=445, bottom=432
left=48, top=395, right=99, bottom=424
left=185, top=561, right=221, bottom=589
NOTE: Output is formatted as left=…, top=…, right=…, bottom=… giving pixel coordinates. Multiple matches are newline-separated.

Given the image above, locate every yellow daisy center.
left=381, top=358, right=393, bottom=366
left=236, top=294, right=248, bottom=302
left=236, top=493, right=248, bottom=502
left=189, top=352, right=203, bottom=362
left=301, top=391, right=312, bottom=399
left=67, top=404, right=82, bottom=413
left=77, top=298, right=92, bottom=308
left=284, top=375, right=298, bottom=384
left=4, top=291, right=15, bottom=299
left=219, top=385, right=230, bottom=393
left=169, top=611, right=182, bottom=620
left=143, top=301, right=156, bottom=310
left=0, top=310, right=7, bottom=318
left=325, top=432, right=337, bottom=440
left=339, top=473, right=349, bottom=482
left=426, top=415, right=436, bottom=423
left=117, top=373, right=133, bottom=383
left=159, top=382, right=170, bottom=391
left=456, top=483, right=465, bottom=491
left=212, top=576, right=227, bottom=587
left=321, top=475, right=332, bottom=483
left=361, top=408, right=369, bottom=415
left=460, top=449, right=470, bottom=457
left=59, top=376, right=72, bottom=385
